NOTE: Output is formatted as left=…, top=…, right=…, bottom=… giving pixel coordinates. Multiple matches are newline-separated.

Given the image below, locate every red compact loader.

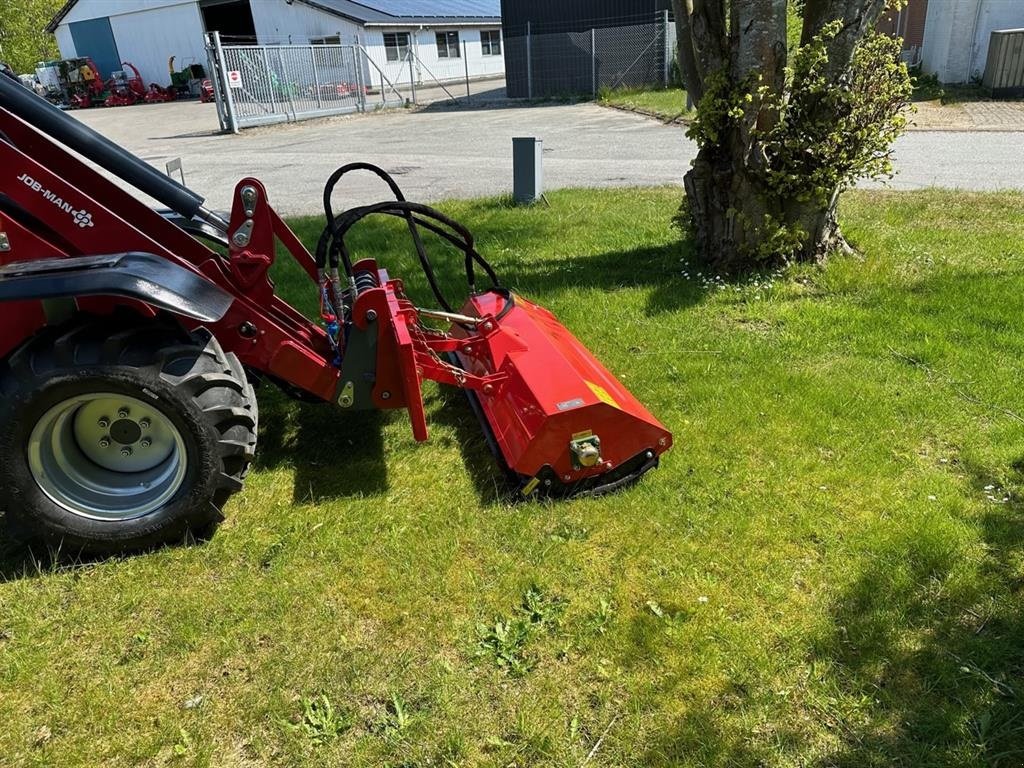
left=0, top=76, right=672, bottom=553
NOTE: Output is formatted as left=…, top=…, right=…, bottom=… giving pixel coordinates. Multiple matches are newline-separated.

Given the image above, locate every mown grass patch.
left=2, top=187, right=1023, bottom=766
left=598, top=87, right=692, bottom=123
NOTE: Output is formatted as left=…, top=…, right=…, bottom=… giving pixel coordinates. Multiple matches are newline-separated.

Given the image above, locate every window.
left=435, top=30, right=460, bottom=58
left=310, top=35, right=341, bottom=45
left=481, top=30, right=501, bottom=56
left=383, top=32, right=411, bottom=62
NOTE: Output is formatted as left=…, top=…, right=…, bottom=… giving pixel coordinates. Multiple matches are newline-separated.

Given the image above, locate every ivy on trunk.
left=672, top=0, right=912, bottom=271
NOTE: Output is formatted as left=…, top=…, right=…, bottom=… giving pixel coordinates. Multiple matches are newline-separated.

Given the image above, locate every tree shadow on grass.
left=285, top=198, right=708, bottom=317
left=806, top=458, right=1024, bottom=767
left=252, top=385, right=390, bottom=503
left=503, top=243, right=706, bottom=316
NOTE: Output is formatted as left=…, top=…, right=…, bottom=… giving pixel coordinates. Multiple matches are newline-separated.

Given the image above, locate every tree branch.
left=800, top=0, right=889, bottom=79
left=672, top=0, right=706, bottom=101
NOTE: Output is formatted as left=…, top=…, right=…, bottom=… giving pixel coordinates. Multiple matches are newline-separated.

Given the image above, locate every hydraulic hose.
left=317, top=163, right=504, bottom=313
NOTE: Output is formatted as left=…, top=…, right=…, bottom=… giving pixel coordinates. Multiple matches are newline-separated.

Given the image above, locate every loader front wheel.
left=0, top=318, right=257, bottom=554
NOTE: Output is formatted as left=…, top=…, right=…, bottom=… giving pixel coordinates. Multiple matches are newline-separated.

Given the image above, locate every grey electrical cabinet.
left=982, top=29, right=1024, bottom=97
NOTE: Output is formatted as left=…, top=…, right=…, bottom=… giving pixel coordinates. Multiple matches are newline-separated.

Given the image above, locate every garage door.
left=69, top=17, right=122, bottom=79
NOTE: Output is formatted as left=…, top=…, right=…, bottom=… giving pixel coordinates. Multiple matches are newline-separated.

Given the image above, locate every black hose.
left=317, top=163, right=504, bottom=314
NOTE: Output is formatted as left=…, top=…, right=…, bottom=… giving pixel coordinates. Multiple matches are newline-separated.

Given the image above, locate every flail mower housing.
left=0, top=75, right=672, bottom=553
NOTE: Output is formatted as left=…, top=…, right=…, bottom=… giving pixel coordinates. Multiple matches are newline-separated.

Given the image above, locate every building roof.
left=298, top=0, right=501, bottom=25
left=47, top=0, right=501, bottom=33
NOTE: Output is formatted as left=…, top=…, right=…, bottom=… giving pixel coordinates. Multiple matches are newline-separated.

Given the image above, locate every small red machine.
left=199, top=78, right=215, bottom=103
left=0, top=76, right=671, bottom=554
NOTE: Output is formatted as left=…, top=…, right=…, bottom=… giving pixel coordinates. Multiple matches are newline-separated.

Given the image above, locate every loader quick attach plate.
left=450, top=291, right=673, bottom=498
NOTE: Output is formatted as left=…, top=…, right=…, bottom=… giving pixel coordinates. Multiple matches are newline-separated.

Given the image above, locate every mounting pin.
left=240, top=185, right=259, bottom=217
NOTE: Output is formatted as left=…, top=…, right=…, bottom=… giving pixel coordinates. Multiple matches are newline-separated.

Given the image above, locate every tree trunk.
left=684, top=149, right=847, bottom=272
left=673, top=0, right=889, bottom=272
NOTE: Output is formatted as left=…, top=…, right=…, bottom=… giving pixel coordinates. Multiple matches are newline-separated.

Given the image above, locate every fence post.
left=662, top=9, right=671, bottom=86
left=211, top=31, right=239, bottom=134
left=526, top=21, right=533, bottom=99
left=311, top=45, right=323, bottom=110
left=463, top=40, right=471, bottom=101
left=407, top=48, right=417, bottom=104
left=591, top=28, right=597, bottom=95
left=353, top=34, right=366, bottom=112
left=204, top=34, right=227, bottom=132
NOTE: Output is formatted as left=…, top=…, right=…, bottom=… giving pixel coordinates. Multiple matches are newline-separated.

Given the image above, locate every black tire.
left=0, top=316, right=258, bottom=554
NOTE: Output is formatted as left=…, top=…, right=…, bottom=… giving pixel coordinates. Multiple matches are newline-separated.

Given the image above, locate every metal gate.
left=205, top=32, right=368, bottom=131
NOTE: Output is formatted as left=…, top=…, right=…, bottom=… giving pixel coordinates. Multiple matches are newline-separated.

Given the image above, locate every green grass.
left=598, top=87, right=692, bottom=122
left=3, top=187, right=1024, bottom=766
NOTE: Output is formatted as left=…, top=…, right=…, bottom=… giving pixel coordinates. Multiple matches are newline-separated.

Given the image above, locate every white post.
left=407, top=48, right=417, bottom=104
left=591, top=28, right=597, bottom=95
left=212, top=31, right=239, bottom=133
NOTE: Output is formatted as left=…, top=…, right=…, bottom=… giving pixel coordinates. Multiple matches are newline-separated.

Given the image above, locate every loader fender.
left=0, top=252, right=233, bottom=323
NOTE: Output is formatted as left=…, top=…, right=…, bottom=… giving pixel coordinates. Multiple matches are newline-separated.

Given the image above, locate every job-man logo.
left=17, top=173, right=95, bottom=228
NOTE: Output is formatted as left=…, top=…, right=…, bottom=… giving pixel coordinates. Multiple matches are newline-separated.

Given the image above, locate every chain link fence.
left=205, top=32, right=507, bottom=132
left=505, top=14, right=677, bottom=99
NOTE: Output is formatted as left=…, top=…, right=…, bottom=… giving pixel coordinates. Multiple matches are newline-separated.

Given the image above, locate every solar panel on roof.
left=351, top=0, right=501, bottom=18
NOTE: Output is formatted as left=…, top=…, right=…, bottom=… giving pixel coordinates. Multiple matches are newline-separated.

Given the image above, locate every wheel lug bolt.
left=121, top=447, right=132, bottom=457
left=140, top=418, right=151, bottom=429
left=140, top=438, right=152, bottom=447
left=99, top=438, right=110, bottom=447
left=118, top=408, right=129, bottom=418
left=98, top=417, right=110, bottom=428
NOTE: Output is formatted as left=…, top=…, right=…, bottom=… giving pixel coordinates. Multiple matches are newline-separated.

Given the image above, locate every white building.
left=46, top=0, right=504, bottom=87
left=919, top=0, right=1024, bottom=84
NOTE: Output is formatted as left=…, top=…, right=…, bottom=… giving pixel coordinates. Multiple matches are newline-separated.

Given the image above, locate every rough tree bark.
left=671, top=0, right=893, bottom=271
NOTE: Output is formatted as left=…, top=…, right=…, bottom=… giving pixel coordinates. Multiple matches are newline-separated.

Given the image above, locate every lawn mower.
left=0, top=75, right=672, bottom=554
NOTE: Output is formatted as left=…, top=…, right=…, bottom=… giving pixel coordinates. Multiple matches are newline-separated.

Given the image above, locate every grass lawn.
left=598, top=87, right=692, bottom=123
left=2, top=187, right=1024, bottom=767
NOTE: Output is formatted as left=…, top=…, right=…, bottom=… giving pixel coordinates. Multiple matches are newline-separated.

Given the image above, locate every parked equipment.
left=36, top=57, right=104, bottom=108
left=0, top=75, right=672, bottom=554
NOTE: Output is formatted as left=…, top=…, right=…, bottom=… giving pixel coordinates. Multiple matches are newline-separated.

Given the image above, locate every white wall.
left=108, top=4, right=207, bottom=85
left=922, top=0, right=1024, bottom=83
left=54, top=25, right=77, bottom=60
left=61, top=0, right=195, bottom=24
left=53, top=0, right=205, bottom=85
left=970, top=1, right=1024, bottom=82
left=249, top=0, right=362, bottom=45
left=360, top=25, right=504, bottom=87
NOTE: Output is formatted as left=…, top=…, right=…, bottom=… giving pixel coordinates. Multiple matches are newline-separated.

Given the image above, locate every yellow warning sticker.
left=586, top=380, right=621, bottom=409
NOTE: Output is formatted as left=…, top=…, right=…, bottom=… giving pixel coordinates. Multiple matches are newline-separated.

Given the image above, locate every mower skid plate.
left=453, top=291, right=672, bottom=495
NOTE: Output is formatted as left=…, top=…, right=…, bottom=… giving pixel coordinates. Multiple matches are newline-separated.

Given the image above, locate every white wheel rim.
left=27, top=393, right=188, bottom=521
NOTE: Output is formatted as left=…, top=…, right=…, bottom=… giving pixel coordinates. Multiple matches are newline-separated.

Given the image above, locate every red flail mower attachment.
left=0, top=76, right=670, bottom=552
left=315, top=164, right=672, bottom=496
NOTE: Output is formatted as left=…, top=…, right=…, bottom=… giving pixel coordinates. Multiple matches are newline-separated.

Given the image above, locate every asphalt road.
left=70, top=99, right=1024, bottom=216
